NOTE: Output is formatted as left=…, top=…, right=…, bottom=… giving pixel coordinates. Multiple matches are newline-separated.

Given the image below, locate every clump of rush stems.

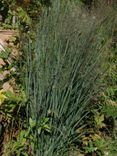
left=24, top=1, right=115, bottom=155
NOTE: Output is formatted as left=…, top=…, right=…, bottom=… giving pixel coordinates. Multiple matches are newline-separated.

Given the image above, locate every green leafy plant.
left=84, top=140, right=97, bottom=154
left=37, top=117, right=51, bottom=135
left=3, top=129, right=30, bottom=156
left=0, top=48, right=11, bottom=59
left=94, top=112, right=105, bottom=129
left=0, top=0, right=50, bottom=30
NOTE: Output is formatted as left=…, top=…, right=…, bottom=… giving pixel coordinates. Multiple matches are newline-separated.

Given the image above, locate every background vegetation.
left=0, top=0, right=117, bottom=156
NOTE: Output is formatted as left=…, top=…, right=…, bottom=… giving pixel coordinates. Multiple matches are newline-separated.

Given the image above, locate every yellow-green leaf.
left=0, top=89, right=7, bottom=105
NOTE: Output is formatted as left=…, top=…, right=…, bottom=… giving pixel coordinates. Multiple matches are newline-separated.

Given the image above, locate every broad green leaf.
left=38, top=127, right=42, bottom=135
left=29, top=118, right=36, bottom=128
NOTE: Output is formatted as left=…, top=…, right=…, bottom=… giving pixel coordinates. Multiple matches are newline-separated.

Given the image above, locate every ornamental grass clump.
left=24, top=1, right=114, bottom=155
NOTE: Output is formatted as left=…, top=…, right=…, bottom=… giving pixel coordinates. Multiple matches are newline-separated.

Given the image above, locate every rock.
left=0, top=71, right=10, bottom=81
left=3, top=70, right=10, bottom=77
left=10, top=67, right=16, bottom=72
left=0, top=44, right=5, bottom=52
left=0, top=58, right=5, bottom=66
left=6, top=57, right=13, bottom=65
left=0, top=74, right=4, bottom=81
left=2, top=82, right=13, bottom=93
